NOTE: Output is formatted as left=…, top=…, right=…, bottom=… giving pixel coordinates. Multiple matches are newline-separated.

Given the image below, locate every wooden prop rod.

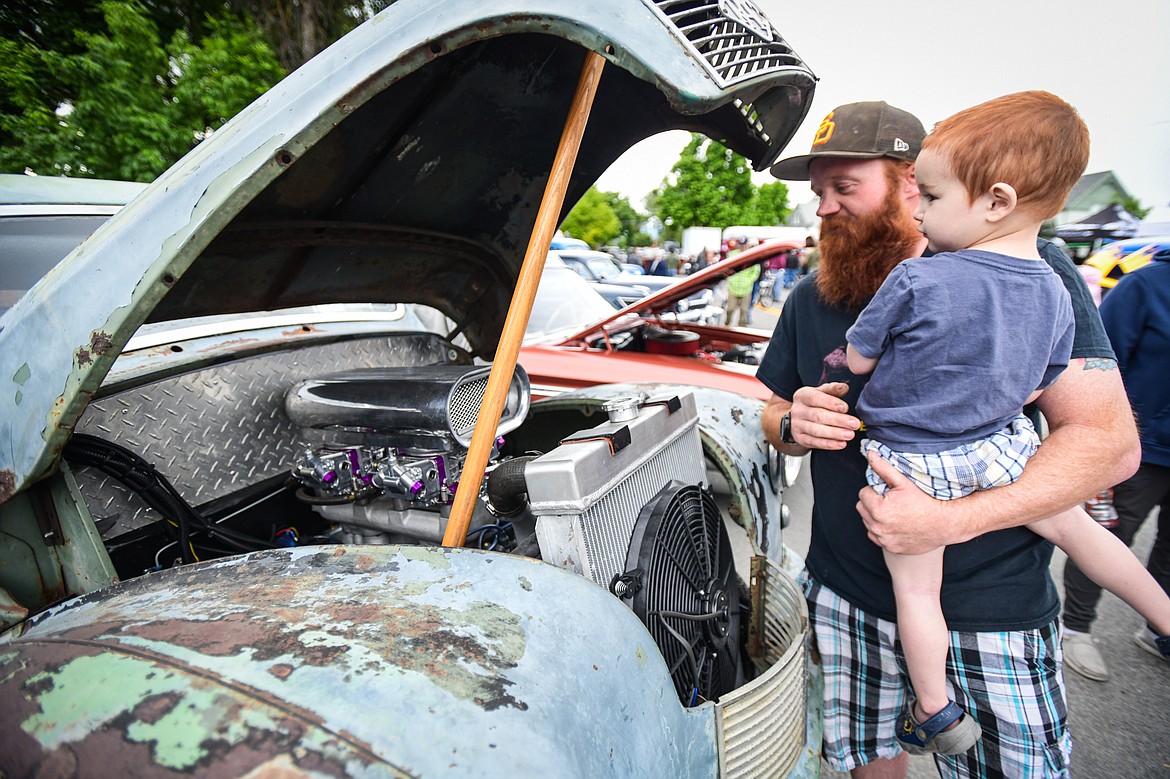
left=442, top=50, right=606, bottom=547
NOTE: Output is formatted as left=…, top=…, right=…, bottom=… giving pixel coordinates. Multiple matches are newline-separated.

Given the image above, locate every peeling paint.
left=90, top=331, right=114, bottom=356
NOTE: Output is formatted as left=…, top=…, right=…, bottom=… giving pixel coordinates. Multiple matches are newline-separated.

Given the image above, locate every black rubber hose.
left=486, top=456, right=536, bottom=518
left=65, top=434, right=272, bottom=560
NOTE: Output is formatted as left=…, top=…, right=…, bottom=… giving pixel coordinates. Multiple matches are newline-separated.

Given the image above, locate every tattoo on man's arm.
left=1082, top=358, right=1117, bottom=372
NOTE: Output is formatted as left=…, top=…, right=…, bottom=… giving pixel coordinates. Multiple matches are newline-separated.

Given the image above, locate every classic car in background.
left=0, top=175, right=147, bottom=316
left=1085, top=233, right=1170, bottom=291
left=0, top=1, right=821, bottom=776
left=556, top=247, right=720, bottom=317
left=524, top=239, right=801, bottom=400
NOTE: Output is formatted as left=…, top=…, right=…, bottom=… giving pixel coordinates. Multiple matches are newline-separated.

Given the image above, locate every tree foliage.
left=601, top=191, right=646, bottom=248
left=1112, top=194, right=1151, bottom=221
left=560, top=187, right=622, bottom=248
left=0, top=0, right=284, bottom=181
left=741, top=180, right=792, bottom=227
left=655, top=135, right=752, bottom=239
left=231, top=0, right=395, bottom=72
left=0, top=0, right=397, bottom=181
left=651, top=133, right=790, bottom=242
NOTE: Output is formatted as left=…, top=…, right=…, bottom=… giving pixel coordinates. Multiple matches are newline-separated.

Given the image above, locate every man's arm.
left=857, top=357, right=1140, bottom=554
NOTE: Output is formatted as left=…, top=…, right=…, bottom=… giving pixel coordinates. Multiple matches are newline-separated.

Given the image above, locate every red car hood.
left=561, top=238, right=801, bottom=342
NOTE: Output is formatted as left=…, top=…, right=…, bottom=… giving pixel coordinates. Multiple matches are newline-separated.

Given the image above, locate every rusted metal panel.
left=1, top=545, right=719, bottom=776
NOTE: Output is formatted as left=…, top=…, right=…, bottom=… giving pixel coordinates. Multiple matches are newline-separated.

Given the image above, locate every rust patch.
left=0, top=469, right=15, bottom=502
left=131, top=691, right=182, bottom=725
left=269, top=663, right=295, bottom=680
left=90, top=330, right=114, bottom=355
left=77, top=331, right=116, bottom=367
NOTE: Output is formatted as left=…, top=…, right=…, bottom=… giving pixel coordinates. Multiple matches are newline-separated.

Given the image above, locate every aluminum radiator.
left=528, top=393, right=705, bottom=589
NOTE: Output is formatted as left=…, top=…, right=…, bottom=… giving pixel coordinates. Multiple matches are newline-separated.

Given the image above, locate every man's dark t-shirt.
left=755, top=241, right=1113, bottom=631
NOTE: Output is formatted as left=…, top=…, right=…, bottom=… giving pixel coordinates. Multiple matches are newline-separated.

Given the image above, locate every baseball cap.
left=770, top=101, right=925, bottom=180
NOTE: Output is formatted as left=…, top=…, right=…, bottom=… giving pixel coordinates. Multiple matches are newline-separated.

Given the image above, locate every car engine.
left=284, top=365, right=531, bottom=545
left=66, top=348, right=759, bottom=707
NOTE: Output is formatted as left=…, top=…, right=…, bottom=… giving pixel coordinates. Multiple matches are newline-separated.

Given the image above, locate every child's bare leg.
left=1030, top=506, right=1170, bottom=636
left=886, top=546, right=951, bottom=718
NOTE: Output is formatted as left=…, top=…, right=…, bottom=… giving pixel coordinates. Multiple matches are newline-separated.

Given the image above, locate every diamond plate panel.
left=74, top=334, right=458, bottom=538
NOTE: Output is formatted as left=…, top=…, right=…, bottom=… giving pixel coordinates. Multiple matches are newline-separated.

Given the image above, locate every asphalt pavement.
left=750, top=284, right=1170, bottom=778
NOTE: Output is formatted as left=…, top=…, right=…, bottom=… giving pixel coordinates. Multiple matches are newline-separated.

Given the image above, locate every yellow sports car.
left=1086, top=235, right=1170, bottom=288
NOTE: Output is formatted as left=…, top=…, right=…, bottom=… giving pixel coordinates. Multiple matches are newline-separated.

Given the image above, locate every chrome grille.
left=655, top=0, right=807, bottom=87
left=717, top=556, right=808, bottom=777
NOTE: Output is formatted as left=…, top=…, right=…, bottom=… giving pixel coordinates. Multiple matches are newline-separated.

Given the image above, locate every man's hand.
left=857, top=450, right=972, bottom=554
left=789, top=382, right=860, bottom=450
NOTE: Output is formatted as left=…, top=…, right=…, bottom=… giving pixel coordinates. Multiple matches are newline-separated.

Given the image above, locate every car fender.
left=0, top=545, right=718, bottom=777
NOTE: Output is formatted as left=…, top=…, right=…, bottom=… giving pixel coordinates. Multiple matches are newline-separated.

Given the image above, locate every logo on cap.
left=812, top=111, right=835, bottom=147
left=893, top=138, right=910, bottom=152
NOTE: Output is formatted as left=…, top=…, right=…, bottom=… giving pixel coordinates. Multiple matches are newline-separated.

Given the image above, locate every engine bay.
left=590, top=321, right=769, bottom=365
left=63, top=337, right=763, bottom=706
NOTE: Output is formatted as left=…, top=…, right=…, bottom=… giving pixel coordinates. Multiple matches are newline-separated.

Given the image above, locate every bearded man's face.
left=810, top=158, right=923, bottom=310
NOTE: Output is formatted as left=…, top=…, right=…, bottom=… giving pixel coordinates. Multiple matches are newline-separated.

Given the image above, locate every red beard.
left=816, top=179, right=923, bottom=311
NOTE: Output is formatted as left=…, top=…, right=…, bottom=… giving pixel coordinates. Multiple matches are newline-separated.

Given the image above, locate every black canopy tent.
left=1056, top=204, right=1139, bottom=258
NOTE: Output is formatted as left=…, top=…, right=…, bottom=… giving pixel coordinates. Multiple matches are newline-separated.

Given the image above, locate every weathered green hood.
left=0, top=0, right=814, bottom=502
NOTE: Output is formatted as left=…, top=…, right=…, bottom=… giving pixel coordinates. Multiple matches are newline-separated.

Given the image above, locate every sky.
left=595, top=0, right=1170, bottom=218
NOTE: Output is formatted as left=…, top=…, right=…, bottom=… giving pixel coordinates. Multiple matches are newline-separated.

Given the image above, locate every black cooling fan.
left=612, top=481, right=744, bottom=706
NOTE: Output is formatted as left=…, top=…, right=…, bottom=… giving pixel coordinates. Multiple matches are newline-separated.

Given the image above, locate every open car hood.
left=560, top=238, right=801, bottom=342
left=0, top=0, right=814, bottom=501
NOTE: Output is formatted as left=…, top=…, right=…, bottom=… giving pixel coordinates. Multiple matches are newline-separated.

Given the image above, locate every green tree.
left=0, top=0, right=284, bottom=181
left=654, top=134, right=756, bottom=241
left=230, top=0, right=396, bottom=72
left=600, top=191, right=645, bottom=248
left=742, top=180, right=791, bottom=226
left=1112, top=194, right=1151, bottom=220
left=560, top=186, right=621, bottom=248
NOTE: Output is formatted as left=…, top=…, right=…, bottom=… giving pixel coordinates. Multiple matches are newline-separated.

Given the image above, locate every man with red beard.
left=757, top=102, right=1139, bottom=778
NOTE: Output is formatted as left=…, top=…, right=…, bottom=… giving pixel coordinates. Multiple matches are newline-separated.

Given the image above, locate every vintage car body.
left=0, top=0, right=821, bottom=775
left=522, top=239, right=800, bottom=400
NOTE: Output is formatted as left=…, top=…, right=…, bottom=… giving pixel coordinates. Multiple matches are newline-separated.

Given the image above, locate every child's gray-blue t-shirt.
left=846, top=248, right=1074, bottom=454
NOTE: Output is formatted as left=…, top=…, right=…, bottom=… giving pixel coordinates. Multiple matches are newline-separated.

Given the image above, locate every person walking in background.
left=759, top=99, right=1139, bottom=778
left=843, top=91, right=1170, bottom=754
left=665, top=246, right=680, bottom=276
left=1075, top=254, right=1103, bottom=306
left=801, top=235, right=819, bottom=278
left=1062, top=246, right=1170, bottom=681
left=724, top=252, right=759, bottom=326
left=782, top=247, right=800, bottom=288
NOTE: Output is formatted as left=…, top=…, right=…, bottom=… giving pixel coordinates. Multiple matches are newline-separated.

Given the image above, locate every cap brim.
left=769, top=150, right=889, bottom=181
